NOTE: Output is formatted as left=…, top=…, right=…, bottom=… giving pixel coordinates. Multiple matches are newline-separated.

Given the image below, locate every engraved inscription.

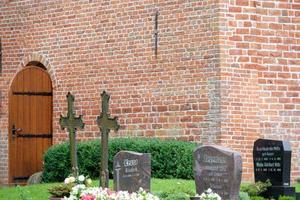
left=200, top=154, right=230, bottom=198
left=194, top=145, right=242, bottom=200
left=253, top=139, right=292, bottom=187
left=124, top=159, right=138, bottom=167
left=113, top=151, right=151, bottom=193
left=254, top=145, right=282, bottom=173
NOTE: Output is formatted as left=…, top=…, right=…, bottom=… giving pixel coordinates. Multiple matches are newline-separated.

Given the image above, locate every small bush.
left=156, top=192, right=189, bottom=200
left=43, top=138, right=197, bottom=182
left=155, top=191, right=170, bottom=199
left=163, top=192, right=189, bottom=200
left=240, top=180, right=271, bottom=197
left=239, top=191, right=251, bottom=200
left=279, top=196, right=296, bottom=200
left=48, top=184, right=72, bottom=198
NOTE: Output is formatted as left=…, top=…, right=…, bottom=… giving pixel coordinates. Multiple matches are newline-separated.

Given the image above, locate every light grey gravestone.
left=193, top=145, right=242, bottom=200
left=113, top=151, right=151, bottom=193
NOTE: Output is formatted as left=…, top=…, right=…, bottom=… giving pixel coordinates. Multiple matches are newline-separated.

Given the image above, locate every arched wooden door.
left=9, top=66, right=53, bottom=185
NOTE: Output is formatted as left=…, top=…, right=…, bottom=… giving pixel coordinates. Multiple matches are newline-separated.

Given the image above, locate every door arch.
left=9, top=66, right=53, bottom=185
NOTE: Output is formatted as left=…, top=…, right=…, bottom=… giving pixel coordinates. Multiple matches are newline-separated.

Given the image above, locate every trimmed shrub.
left=43, top=138, right=197, bottom=182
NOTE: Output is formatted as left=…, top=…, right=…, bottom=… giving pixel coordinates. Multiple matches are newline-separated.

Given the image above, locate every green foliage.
left=278, top=196, right=296, bottom=200
left=163, top=192, right=189, bottom=200
left=239, top=191, right=251, bottom=200
left=154, top=191, right=170, bottom=199
left=43, top=138, right=197, bottom=182
left=240, top=180, right=271, bottom=197
left=17, top=186, right=32, bottom=200
left=250, top=196, right=264, bottom=200
left=48, top=184, right=72, bottom=198
left=156, top=191, right=189, bottom=200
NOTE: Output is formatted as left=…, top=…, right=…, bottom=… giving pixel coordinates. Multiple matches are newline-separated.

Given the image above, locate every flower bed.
left=49, top=175, right=160, bottom=200
left=65, top=187, right=159, bottom=200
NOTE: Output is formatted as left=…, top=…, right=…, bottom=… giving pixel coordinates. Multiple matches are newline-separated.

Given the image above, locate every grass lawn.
left=0, top=179, right=194, bottom=200
left=0, top=179, right=299, bottom=200
left=296, top=183, right=300, bottom=193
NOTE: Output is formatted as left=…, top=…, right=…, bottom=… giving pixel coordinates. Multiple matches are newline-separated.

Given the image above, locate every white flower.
left=78, top=175, right=85, bottom=182
left=63, top=182, right=160, bottom=200
left=197, top=188, right=221, bottom=200
left=64, top=177, right=70, bottom=184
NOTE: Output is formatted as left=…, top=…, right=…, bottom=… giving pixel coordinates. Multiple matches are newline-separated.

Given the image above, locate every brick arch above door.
left=21, top=53, right=57, bottom=90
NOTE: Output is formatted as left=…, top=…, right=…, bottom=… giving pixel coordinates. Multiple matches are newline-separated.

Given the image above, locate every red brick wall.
left=0, top=0, right=220, bottom=185
left=220, top=0, right=300, bottom=181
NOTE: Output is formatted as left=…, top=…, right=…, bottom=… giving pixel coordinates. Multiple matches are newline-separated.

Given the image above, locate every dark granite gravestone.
left=113, top=151, right=151, bottom=193
left=193, top=145, right=242, bottom=200
left=253, top=139, right=295, bottom=199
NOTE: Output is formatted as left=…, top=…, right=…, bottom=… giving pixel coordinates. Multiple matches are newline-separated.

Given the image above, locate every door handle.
left=12, top=124, right=22, bottom=138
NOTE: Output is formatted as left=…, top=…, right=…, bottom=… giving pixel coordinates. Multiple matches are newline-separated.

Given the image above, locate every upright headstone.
left=113, top=151, right=151, bottom=193
left=60, top=92, right=85, bottom=177
left=253, top=139, right=295, bottom=199
left=193, top=145, right=242, bottom=200
left=96, top=91, right=120, bottom=188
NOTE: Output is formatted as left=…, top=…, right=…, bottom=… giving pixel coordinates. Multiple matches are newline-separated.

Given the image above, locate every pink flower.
left=81, top=194, right=95, bottom=200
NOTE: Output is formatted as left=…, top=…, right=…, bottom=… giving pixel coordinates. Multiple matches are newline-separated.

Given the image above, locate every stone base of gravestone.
left=262, top=186, right=295, bottom=200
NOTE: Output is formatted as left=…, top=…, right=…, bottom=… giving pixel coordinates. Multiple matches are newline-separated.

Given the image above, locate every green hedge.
left=43, top=138, right=197, bottom=183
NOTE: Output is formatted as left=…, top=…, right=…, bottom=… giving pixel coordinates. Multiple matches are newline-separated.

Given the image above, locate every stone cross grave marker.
left=96, top=91, right=120, bottom=188
left=253, top=139, right=295, bottom=199
left=59, top=92, right=85, bottom=177
left=193, top=145, right=242, bottom=200
left=113, top=151, right=151, bottom=193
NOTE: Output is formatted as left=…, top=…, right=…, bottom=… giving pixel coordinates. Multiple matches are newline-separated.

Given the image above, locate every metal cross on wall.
left=0, top=38, right=2, bottom=73
left=96, top=91, right=120, bottom=188
left=154, top=10, right=159, bottom=58
left=59, top=92, right=85, bottom=177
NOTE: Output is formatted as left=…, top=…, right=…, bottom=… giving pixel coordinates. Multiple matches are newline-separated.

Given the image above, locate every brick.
left=236, top=0, right=249, bottom=6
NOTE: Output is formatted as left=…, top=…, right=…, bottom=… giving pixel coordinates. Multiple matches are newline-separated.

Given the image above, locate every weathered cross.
left=96, top=91, right=120, bottom=188
left=60, top=92, right=85, bottom=178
